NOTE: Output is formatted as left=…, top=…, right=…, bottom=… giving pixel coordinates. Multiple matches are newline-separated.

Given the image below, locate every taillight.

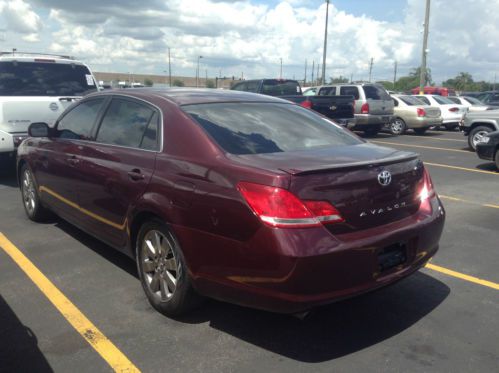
left=418, top=168, right=435, bottom=214
left=237, top=181, right=344, bottom=228
left=300, top=100, right=313, bottom=109
left=361, top=102, right=369, bottom=114
left=448, top=107, right=459, bottom=112
left=416, top=107, right=426, bottom=117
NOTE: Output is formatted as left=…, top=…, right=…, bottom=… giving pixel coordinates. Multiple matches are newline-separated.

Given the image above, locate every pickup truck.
left=231, top=79, right=355, bottom=127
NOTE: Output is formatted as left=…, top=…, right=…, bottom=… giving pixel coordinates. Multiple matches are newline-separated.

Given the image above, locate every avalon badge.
left=378, top=170, right=392, bottom=186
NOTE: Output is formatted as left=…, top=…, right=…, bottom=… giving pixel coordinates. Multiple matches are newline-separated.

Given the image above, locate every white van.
left=0, top=52, right=98, bottom=158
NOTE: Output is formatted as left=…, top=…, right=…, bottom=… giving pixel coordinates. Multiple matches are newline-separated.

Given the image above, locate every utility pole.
left=316, top=63, right=320, bottom=85
left=168, top=47, right=172, bottom=87
left=494, top=73, right=496, bottom=91
left=350, top=73, right=353, bottom=83
left=304, top=59, right=307, bottom=86
left=419, top=0, right=431, bottom=94
left=368, top=57, right=374, bottom=82
left=321, top=0, right=330, bottom=86
left=280, top=58, right=283, bottom=79
left=393, top=60, right=398, bottom=89
left=311, top=60, right=315, bottom=85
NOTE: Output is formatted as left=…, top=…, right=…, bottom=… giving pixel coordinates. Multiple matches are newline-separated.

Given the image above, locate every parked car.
left=232, top=79, right=355, bottom=127
left=447, top=96, right=495, bottom=111
left=476, top=91, right=499, bottom=107
left=317, top=83, right=394, bottom=136
left=459, top=109, right=499, bottom=150
left=389, top=95, right=442, bottom=135
left=475, top=131, right=499, bottom=169
left=410, top=86, right=456, bottom=97
left=18, top=88, right=445, bottom=317
left=413, top=94, right=467, bottom=130
left=0, top=51, right=98, bottom=161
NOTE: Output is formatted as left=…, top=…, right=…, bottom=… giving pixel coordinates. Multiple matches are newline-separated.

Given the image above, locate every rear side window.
left=183, top=102, right=362, bottom=155
left=57, top=98, right=105, bottom=140
left=0, top=61, right=97, bottom=96
left=448, top=97, right=460, bottom=104
left=318, top=86, right=336, bottom=96
left=433, top=96, right=455, bottom=105
left=362, top=85, right=390, bottom=100
left=261, top=80, right=301, bottom=96
left=96, top=98, right=156, bottom=149
left=339, top=86, right=359, bottom=99
left=399, top=95, right=426, bottom=106
left=245, top=81, right=259, bottom=93
left=415, top=96, right=431, bottom=105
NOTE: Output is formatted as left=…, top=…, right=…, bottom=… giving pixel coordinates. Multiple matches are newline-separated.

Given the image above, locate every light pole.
left=321, top=0, right=330, bottom=85
left=419, top=0, right=431, bottom=94
left=196, top=55, right=203, bottom=87
left=280, top=58, right=283, bottom=79
left=168, top=47, right=172, bottom=87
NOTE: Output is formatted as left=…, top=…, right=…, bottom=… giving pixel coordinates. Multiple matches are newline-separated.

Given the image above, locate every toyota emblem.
left=378, top=170, right=392, bottom=186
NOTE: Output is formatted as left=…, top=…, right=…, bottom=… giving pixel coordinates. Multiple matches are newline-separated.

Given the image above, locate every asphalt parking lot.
left=0, top=129, right=498, bottom=373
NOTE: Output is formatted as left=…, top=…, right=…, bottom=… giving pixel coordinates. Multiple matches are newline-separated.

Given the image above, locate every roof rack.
left=0, top=51, right=75, bottom=60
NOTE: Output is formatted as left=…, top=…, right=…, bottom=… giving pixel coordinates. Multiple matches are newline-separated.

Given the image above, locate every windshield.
left=183, top=102, right=362, bottom=155
left=399, top=95, right=426, bottom=106
left=0, top=61, right=98, bottom=96
left=261, top=80, right=301, bottom=96
left=433, top=95, right=455, bottom=105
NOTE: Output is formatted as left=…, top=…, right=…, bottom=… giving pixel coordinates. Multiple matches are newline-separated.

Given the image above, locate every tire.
left=20, top=164, right=49, bottom=222
left=136, top=219, right=202, bottom=317
left=413, top=128, right=428, bottom=135
left=363, top=127, right=380, bottom=137
left=389, top=118, right=406, bottom=135
left=495, top=149, right=499, bottom=170
left=468, top=126, right=493, bottom=151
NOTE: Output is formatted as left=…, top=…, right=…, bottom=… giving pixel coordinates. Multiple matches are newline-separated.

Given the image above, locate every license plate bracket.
left=378, top=243, right=407, bottom=272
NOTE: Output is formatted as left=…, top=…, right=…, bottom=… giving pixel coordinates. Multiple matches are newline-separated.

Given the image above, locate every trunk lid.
left=423, top=106, right=441, bottom=118
left=229, top=143, right=423, bottom=233
left=0, top=97, right=78, bottom=133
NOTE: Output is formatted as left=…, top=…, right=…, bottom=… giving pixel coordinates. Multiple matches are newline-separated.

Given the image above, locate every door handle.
left=67, top=156, right=79, bottom=166
left=128, top=169, right=145, bottom=181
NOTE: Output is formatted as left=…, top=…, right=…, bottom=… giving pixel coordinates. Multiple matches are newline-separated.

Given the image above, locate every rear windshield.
left=183, top=102, right=362, bottom=155
left=399, top=95, right=426, bottom=106
left=0, top=61, right=98, bottom=96
left=261, top=80, right=301, bottom=96
left=433, top=95, right=455, bottom=105
left=363, top=85, right=390, bottom=100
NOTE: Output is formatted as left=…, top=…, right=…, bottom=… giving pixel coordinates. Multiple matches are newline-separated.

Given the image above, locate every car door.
left=76, top=97, right=160, bottom=249
left=33, top=97, right=107, bottom=224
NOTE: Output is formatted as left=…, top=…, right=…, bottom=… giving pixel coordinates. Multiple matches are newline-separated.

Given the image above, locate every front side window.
left=261, top=80, right=301, bottom=96
left=183, top=102, right=362, bottom=155
left=319, top=87, right=336, bottom=96
left=0, top=61, right=98, bottom=96
left=95, top=98, right=156, bottom=149
left=231, top=83, right=246, bottom=91
left=57, top=98, right=105, bottom=140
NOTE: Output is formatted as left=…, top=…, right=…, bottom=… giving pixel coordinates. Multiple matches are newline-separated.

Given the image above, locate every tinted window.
left=57, top=98, right=105, bottom=140
left=463, top=96, right=484, bottom=105
left=399, top=95, right=426, bottom=106
left=232, top=82, right=246, bottom=91
left=261, top=80, right=301, bottom=96
left=245, top=81, right=259, bottom=93
left=415, top=96, right=431, bottom=105
left=447, top=97, right=460, bottom=104
left=318, top=87, right=336, bottom=96
left=433, top=95, right=455, bottom=105
left=363, top=85, right=390, bottom=100
left=96, top=99, right=155, bottom=149
left=0, top=61, right=98, bottom=96
left=339, top=86, right=359, bottom=99
left=183, top=103, right=362, bottom=155
left=392, top=98, right=399, bottom=107
left=140, top=112, right=160, bottom=151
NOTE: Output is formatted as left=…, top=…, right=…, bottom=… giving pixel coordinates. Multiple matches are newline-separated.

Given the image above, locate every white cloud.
left=1, top=0, right=42, bottom=35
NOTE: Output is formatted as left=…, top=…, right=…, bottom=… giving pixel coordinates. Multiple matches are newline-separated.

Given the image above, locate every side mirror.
left=28, top=122, right=50, bottom=137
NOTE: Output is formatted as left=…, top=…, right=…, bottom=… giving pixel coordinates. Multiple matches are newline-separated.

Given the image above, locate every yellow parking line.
left=371, top=140, right=470, bottom=153
left=425, top=162, right=499, bottom=175
left=0, top=233, right=140, bottom=373
left=426, top=263, right=499, bottom=290
left=439, top=194, right=499, bottom=209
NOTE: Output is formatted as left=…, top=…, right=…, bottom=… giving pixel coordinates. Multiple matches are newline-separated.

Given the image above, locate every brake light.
left=237, top=182, right=344, bottom=228
left=416, top=107, right=426, bottom=117
left=34, top=58, right=55, bottom=63
left=418, top=168, right=435, bottom=214
left=361, top=102, right=369, bottom=114
left=300, top=100, right=313, bottom=109
left=448, top=107, right=459, bottom=112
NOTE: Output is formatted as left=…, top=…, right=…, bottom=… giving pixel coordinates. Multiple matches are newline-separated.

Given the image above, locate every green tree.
left=329, top=76, right=349, bottom=84
left=144, top=78, right=154, bottom=87
left=376, top=81, right=394, bottom=91
left=393, top=67, right=433, bottom=92
left=173, top=79, right=184, bottom=87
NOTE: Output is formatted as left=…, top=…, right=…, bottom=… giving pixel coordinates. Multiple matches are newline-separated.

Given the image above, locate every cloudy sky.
left=0, top=0, right=498, bottom=83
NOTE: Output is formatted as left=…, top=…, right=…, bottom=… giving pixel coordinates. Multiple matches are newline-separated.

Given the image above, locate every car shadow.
left=0, top=157, right=18, bottom=188
left=476, top=162, right=498, bottom=172
left=49, top=216, right=449, bottom=363
left=0, top=295, right=53, bottom=372
left=177, top=271, right=449, bottom=362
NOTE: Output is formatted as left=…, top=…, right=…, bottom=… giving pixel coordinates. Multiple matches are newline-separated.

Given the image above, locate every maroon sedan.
left=17, top=88, right=445, bottom=316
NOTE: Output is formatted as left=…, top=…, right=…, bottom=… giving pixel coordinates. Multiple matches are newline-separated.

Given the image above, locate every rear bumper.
left=404, top=116, right=442, bottom=129
left=334, top=117, right=356, bottom=129
left=354, top=114, right=394, bottom=128
left=179, top=196, right=445, bottom=313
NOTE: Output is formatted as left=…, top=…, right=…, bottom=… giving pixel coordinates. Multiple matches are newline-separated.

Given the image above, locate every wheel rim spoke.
left=145, top=239, right=156, bottom=258
left=164, top=258, right=177, bottom=271
left=165, top=270, right=177, bottom=293
left=142, top=260, right=155, bottom=273
left=159, top=277, right=169, bottom=300
left=149, top=272, right=160, bottom=292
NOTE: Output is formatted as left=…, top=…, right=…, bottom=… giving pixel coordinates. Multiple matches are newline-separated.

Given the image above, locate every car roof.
left=0, top=52, right=81, bottom=64
left=86, top=88, right=290, bottom=106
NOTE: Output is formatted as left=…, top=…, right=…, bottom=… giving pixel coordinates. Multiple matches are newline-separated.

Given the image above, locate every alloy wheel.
left=22, top=169, right=37, bottom=216
left=472, top=130, right=489, bottom=148
left=141, top=230, right=180, bottom=301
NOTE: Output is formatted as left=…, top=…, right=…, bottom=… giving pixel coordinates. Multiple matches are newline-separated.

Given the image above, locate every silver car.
left=390, top=95, right=442, bottom=135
